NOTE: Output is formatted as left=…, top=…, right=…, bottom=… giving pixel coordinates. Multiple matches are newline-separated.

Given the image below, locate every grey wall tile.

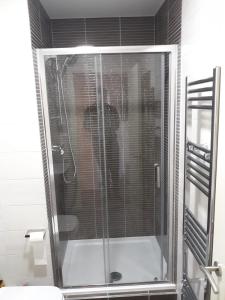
left=120, top=30, right=154, bottom=45
left=154, top=0, right=182, bottom=263
left=51, top=18, right=85, bottom=32
left=52, top=32, right=86, bottom=47
left=28, top=0, right=182, bottom=247
left=155, top=0, right=182, bottom=45
left=86, top=30, right=120, bottom=46
left=168, top=0, right=182, bottom=44
left=51, top=17, right=156, bottom=48
left=86, top=18, right=120, bottom=32
left=120, top=17, right=155, bottom=32
left=28, top=0, right=52, bottom=48
left=155, top=1, right=169, bottom=45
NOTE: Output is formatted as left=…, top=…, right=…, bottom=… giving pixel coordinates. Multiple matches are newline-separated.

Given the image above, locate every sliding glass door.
left=39, top=47, right=174, bottom=288
left=100, top=53, right=167, bottom=284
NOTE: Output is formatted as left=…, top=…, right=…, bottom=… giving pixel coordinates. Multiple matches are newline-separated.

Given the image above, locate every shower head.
left=59, top=55, right=78, bottom=75
left=67, top=55, right=78, bottom=66
left=46, top=57, right=57, bottom=82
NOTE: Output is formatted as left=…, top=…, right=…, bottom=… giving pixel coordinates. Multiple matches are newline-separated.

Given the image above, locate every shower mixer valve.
left=52, top=145, right=65, bottom=155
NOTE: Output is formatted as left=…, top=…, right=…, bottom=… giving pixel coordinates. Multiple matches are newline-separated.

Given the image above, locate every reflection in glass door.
left=100, top=53, right=167, bottom=284
left=42, top=50, right=170, bottom=287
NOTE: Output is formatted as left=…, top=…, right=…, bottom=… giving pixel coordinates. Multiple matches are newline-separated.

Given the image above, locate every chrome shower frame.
left=36, top=45, right=181, bottom=298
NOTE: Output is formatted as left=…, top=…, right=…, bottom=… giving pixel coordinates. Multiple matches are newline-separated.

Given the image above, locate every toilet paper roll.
left=29, top=231, right=47, bottom=266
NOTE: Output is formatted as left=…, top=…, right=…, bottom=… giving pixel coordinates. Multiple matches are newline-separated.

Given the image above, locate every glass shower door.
left=100, top=53, right=168, bottom=284
left=44, top=53, right=110, bottom=286
left=41, top=49, right=170, bottom=288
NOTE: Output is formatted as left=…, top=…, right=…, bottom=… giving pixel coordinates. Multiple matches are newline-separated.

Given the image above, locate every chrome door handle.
left=200, top=261, right=222, bottom=295
left=154, top=163, right=160, bottom=189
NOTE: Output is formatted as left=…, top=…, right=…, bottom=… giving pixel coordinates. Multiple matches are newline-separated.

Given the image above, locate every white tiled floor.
left=62, top=236, right=167, bottom=287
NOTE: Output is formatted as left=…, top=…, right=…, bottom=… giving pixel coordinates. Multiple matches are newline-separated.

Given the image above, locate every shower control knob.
left=52, top=145, right=64, bottom=155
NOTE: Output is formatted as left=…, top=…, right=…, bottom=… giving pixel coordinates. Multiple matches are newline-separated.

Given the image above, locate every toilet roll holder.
left=24, top=229, right=46, bottom=239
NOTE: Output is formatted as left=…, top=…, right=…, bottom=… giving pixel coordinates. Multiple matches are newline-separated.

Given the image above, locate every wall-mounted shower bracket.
left=52, top=145, right=64, bottom=155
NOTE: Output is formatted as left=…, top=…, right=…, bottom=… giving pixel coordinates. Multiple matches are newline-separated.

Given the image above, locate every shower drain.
left=110, top=271, right=122, bottom=282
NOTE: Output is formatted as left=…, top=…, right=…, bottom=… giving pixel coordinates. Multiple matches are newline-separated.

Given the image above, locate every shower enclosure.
left=37, top=45, right=178, bottom=295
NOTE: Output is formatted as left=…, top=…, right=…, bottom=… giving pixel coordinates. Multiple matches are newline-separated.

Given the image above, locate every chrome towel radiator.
left=183, top=67, right=221, bottom=300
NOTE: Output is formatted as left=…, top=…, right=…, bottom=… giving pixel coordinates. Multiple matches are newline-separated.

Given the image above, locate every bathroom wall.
left=0, top=0, right=53, bottom=286
left=31, top=12, right=162, bottom=241
left=0, top=0, right=184, bottom=288
left=27, top=1, right=183, bottom=243
left=155, top=0, right=182, bottom=45
left=51, top=17, right=155, bottom=47
left=154, top=0, right=182, bottom=253
left=181, top=0, right=225, bottom=298
left=27, top=0, right=65, bottom=271
left=28, top=0, right=52, bottom=48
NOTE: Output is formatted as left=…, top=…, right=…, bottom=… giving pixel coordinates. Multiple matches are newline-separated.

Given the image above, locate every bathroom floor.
left=62, top=236, right=167, bottom=286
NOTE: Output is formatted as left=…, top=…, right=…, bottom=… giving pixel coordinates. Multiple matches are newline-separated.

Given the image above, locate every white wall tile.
left=0, top=0, right=53, bottom=286
left=0, top=230, right=53, bottom=285
left=181, top=1, right=225, bottom=298
left=1, top=230, right=29, bottom=256
left=0, top=253, right=52, bottom=286
left=0, top=255, right=6, bottom=279
left=0, top=124, right=42, bottom=153
left=0, top=152, right=44, bottom=180
left=5, top=204, right=48, bottom=231
left=0, top=197, right=6, bottom=231
left=0, top=179, right=46, bottom=206
left=0, top=232, right=5, bottom=255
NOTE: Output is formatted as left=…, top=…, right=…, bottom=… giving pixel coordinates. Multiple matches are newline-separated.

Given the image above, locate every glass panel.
left=43, top=51, right=170, bottom=288
left=100, top=53, right=168, bottom=284
left=44, top=54, right=107, bottom=287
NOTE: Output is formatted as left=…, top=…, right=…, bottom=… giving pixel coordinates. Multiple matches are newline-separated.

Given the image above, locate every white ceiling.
left=40, top=0, right=165, bottom=19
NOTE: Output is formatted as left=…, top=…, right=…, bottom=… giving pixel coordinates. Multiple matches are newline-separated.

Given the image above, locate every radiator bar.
left=186, top=176, right=209, bottom=197
left=185, top=235, right=206, bottom=266
left=187, top=141, right=211, bottom=153
left=187, top=155, right=210, bottom=172
left=188, top=87, right=213, bottom=94
left=188, top=105, right=213, bottom=110
left=188, top=96, right=213, bottom=101
left=187, top=148, right=211, bottom=163
left=187, top=162, right=210, bottom=180
left=185, top=207, right=207, bottom=238
left=185, top=217, right=207, bottom=250
left=183, top=276, right=198, bottom=300
left=188, top=77, right=213, bottom=86
left=187, top=169, right=209, bottom=189
left=185, top=227, right=207, bottom=260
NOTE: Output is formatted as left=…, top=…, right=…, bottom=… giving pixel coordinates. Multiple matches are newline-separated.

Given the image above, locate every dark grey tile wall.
left=27, top=0, right=53, bottom=244
left=155, top=0, right=182, bottom=263
left=28, top=0, right=182, bottom=247
left=51, top=17, right=155, bottom=47
left=155, top=0, right=182, bottom=45
left=155, top=1, right=169, bottom=45
left=49, top=16, right=159, bottom=241
left=43, top=54, right=163, bottom=240
left=168, top=0, right=182, bottom=44
left=28, top=0, right=60, bottom=281
left=28, top=0, right=52, bottom=48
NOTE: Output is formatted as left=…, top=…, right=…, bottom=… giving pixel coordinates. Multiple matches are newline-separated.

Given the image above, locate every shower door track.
left=36, top=45, right=181, bottom=298
left=61, top=283, right=177, bottom=299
